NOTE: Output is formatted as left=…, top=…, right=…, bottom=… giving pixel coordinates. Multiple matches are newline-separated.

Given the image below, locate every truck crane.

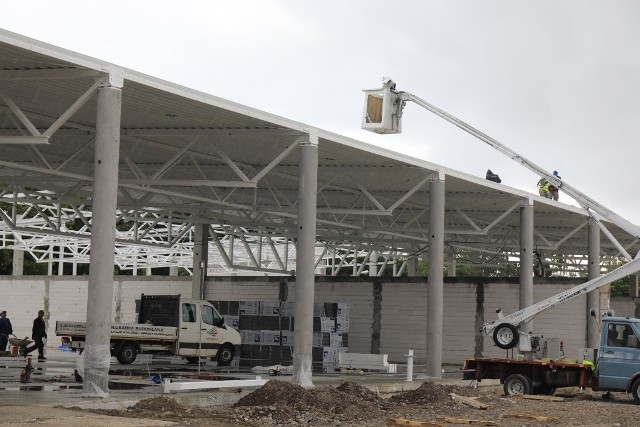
left=361, top=77, right=640, bottom=352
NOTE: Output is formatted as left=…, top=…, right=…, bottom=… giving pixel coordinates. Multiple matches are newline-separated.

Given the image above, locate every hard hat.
left=553, top=170, right=559, bottom=176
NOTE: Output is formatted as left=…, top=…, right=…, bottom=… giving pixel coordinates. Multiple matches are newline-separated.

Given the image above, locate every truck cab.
left=135, top=294, right=241, bottom=364
left=596, top=317, right=640, bottom=401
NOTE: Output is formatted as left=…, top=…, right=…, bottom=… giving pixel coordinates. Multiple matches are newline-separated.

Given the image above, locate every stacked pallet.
left=212, top=300, right=349, bottom=372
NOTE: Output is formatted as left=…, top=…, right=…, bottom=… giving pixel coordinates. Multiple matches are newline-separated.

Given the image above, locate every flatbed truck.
left=56, top=294, right=241, bottom=365
left=464, top=316, right=640, bottom=402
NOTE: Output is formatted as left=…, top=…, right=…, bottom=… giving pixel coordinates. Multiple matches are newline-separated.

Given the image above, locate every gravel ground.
left=24, top=380, right=637, bottom=427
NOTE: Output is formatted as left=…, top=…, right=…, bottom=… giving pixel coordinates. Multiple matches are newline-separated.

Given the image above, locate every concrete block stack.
left=211, top=300, right=349, bottom=372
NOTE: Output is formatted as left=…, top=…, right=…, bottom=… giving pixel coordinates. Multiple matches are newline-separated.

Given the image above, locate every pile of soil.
left=233, top=380, right=387, bottom=425
left=78, top=381, right=640, bottom=426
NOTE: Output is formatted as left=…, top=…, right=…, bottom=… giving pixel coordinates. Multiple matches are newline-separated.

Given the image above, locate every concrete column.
left=12, top=249, right=24, bottom=276
left=369, top=250, right=378, bottom=276
left=447, top=251, right=456, bottom=278
left=426, top=174, right=445, bottom=378
left=407, top=257, right=418, bottom=277
left=84, top=84, right=121, bottom=397
left=169, top=266, right=178, bottom=276
left=292, top=132, right=318, bottom=388
left=191, top=224, right=209, bottom=300
left=519, top=202, right=534, bottom=334
left=587, top=218, right=601, bottom=348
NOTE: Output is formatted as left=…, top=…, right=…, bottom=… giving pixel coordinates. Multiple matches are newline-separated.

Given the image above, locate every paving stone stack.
left=211, top=300, right=349, bottom=372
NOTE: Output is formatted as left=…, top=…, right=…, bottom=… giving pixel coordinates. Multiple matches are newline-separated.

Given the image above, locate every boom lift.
left=361, top=77, right=640, bottom=351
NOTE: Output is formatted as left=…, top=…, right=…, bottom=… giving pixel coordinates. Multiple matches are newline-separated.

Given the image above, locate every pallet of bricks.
left=211, top=300, right=349, bottom=373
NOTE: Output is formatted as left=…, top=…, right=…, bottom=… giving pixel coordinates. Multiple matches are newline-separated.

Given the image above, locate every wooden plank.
left=503, top=413, right=559, bottom=422
left=449, top=393, right=488, bottom=410
left=386, top=418, right=443, bottom=427
left=515, top=394, right=565, bottom=402
left=436, top=416, right=496, bottom=425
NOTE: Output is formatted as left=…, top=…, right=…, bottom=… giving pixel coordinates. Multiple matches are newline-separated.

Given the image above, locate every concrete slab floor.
left=0, top=350, right=500, bottom=411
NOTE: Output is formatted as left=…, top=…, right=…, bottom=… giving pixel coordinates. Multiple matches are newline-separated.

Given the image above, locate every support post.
left=519, top=201, right=534, bottom=334
left=191, top=224, right=209, bottom=300
left=425, top=173, right=445, bottom=378
left=12, top=248, right=24, bottom=276
left=83, top=83, right=121, bottom=397
left=292, top=132, right=318, bottom=388
left=587, top=217, right=601, bottom=348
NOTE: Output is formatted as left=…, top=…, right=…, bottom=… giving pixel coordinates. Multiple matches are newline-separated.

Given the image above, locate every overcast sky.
left=2, top=1, right=639, bottom=223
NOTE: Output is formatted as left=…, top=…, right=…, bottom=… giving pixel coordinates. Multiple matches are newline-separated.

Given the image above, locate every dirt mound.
left=390, top=381, right=478, bottom=404
left=128, top=396, right=185, bottom=413
left=233, top=379, right=386, bottom=425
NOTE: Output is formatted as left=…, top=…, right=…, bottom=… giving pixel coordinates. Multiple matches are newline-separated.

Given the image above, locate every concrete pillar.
left=369, top=250, right=378, bottom=276
left=407, top=257, right=418, bottom=277
left=192, top=224, right=209, bottom=300
left=84, top=84, right=121, bottom=397
left=519, top=202, right=534, bottom=334
left=447, top=250, right=456, bottom=278
left=426, top=173, right=445, bottom=378
left=587, top=218, right=601, bottom=348
left=292, top=132, right=318, bottom=388
left=169, top=266, right=178, bottom=276
left=12, top=249, right=24, bottom=276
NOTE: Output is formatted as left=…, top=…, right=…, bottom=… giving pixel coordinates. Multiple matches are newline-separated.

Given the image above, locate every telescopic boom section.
left=483, top=256, right=640, bottom=349
left=396, top=91, right=640, bottom=241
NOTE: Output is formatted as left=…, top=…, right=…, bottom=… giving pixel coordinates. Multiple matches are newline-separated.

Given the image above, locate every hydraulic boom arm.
left=484, top=256, right=640, bottom=349
left=397, top=91, right=640, bottom=241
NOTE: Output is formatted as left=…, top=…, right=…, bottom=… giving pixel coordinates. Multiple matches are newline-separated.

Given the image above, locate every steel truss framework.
left=0, top=29, right=639, bottom=279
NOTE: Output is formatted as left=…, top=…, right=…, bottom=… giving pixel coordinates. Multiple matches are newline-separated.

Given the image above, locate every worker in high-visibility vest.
left=537, top=177, right=551, bottom=198
left=549, top=170, right=561, bottom=201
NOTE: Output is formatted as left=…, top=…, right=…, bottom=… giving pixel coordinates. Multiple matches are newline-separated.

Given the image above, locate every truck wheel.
left=631, top=378, right=640, bottom=404
left=493, top=323, right=519, bottom=349
left=216, top=344, right=234, bottom=366
left=504, top=374, right=531, bottom=395
left=116, top=342, right=138, bottom=365
left=535, top=385, right=556, bottom=395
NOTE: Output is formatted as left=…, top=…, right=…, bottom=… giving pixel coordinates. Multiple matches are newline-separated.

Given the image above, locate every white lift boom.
left=361, top=77, right=640, bottom=351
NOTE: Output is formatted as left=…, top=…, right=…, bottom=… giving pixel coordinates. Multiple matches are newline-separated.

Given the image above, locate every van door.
left=598, top=322, right=640, bottom=391
left=178, top=302, right=201, bottom=356
left=199, top=303, right=224, bottom=357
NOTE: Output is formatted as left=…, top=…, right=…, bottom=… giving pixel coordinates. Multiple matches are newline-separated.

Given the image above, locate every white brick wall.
left=0, top=276, right=633, bottom=364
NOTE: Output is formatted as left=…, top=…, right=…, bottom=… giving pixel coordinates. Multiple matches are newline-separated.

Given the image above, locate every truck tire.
left=631, top=378, right=640, bottom=404
left=116, top=342, right=138, bottom=365
left=216, top=344, right=234, bottom=366
left=504, top=374, right=531, bottom=395
left=493, top=323, right=519, bottom=349
left=535, top=384, right=556, bottom=395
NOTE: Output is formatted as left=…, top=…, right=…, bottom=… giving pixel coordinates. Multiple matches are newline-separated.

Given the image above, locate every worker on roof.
left=549, top=170, right=561, bottom=201
left=537, top=177, right=551, bottom=198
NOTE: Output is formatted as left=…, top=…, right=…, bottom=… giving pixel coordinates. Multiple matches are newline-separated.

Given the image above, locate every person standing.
left=0, top=310, right=13, bottom=352
left=24, top=310, right=47, bottom=360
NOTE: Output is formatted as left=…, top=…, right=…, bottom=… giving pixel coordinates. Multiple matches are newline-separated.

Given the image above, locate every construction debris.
left=449, top=393, right=488, bottom=409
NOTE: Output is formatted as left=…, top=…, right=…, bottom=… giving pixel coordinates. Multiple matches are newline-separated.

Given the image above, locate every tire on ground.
left=116, top=342, right=138, bottom=364
left=504, top=374, right=532, bottom=396
left=216, top=344, right=235, bottom=366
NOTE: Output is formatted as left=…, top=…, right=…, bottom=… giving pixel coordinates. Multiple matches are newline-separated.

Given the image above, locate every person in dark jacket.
left=0, top=310, right=13, bottom=352
left=24, top=310, right=47, bottom=360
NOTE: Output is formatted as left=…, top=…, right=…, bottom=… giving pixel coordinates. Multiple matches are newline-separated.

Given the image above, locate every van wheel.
left=493, top=323, right=519, bottom=349
left=631, top=378, right=640, bottom=404
left=116, top=342, right=138, bottom=365
left=504, top=374, right=531, bottom=395
left=217, top=344, right=234, bottom=366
